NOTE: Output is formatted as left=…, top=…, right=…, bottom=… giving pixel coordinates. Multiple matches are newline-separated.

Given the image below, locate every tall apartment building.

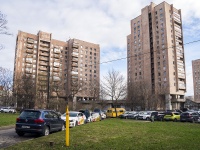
left=127, top=2, right=186, bottom=110
left=13, top=30, right=100, bottom=109
left=192, top=59, right=200, bottom=103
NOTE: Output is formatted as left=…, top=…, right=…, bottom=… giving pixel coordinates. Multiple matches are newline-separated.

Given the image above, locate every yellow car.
left=163, top=112, right=180, bottom=122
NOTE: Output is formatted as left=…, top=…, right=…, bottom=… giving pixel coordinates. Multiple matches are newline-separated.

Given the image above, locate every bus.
left=106, top=108, right=125, bottom=118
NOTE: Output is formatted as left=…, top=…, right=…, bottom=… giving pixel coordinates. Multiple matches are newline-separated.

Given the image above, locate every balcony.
left=71, top=71, right=78, bottom=75
left=38, top=82, right=47, bottom=86
left=72, top=43, right=79, bottom=49
left=54, top=48, right=61, bottom=54
left=174, top=18, right=181, bottom=25
left=27, top=38, right=34, bottom=44
left=39, top=57, right=49, bottom=61
left=26, top=60, right=32, bottom=64
left=40, top=42, right=50, bottom=47
left=72, top=57, right=78, bottom=62
left=38, top=71, right=48, bottom=76
left=26, top=50, right=33, bottom=56
left=53, top=68, right=59, bottom=72
left=26, top=44, right=34, bottom=49
left=38, top=77, right=47, bottom=81
left=38, top=86, right=47, bottom=91
left=39, top=66, right=47, bottom=71
left=25, top=69, right=32, bottom=74
left=179, top=84, right=186, bottom=90
left=25, top=64, right=32, bottom=68
left=174, top=26, right=182, bottom=33
left=53, top=54, right=60, bottom=58
left=173, top=12, right=180, bottom=19
left=178, top=74, right=185, bottom=79
left=176, top=52, right=183, bottom=58
left=73, top=49, right=79, bottom=53
left=53, top=64, right=59, bottom=68
left=39, top=61, right=48, bottom=66
left=72, top=63, right=78, bottom=67
left=72, top=75, right=78, bottom=79
left=39, top=52, right=49, bottom=57
left=72, top=52, right=78, bottom=57
left=175, top=31, right=182, bottom=38
left=40, top=47, right=49, bottom=52
left=53, top=76, right=61, bottom=81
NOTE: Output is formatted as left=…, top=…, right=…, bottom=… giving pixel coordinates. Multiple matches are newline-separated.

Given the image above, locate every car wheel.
left=17, top=131, right=25, bottom=136
left=146, top=117, right=150, bottom=121
left=75, top=121, right=78, bottom=126
left=173, top=118, right=177, bottom=122
left=42, top=126, right=50, bottom=136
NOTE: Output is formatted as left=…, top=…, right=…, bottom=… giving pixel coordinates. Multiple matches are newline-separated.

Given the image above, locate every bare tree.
left=0, top=67, right=13, bottom=106
left=0, top=11, right=12, bottom=51
left=128, top=80, right=168, bottom=111
left=102, top=69, right=127, bottom=116
left=98, top=84, right=108, bottom=109
left=68, top=78, right=86, bottom=110
left=14, top=74, right=35, bottom=109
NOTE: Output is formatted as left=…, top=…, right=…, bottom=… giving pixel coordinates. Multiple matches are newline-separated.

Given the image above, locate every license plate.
left=21, top=126, right=30, bottom=128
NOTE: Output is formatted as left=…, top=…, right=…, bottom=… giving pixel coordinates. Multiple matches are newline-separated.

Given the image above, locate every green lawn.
left=5, top=119, right=200, bottom=150
left=0, top=113, right=19, bottom=127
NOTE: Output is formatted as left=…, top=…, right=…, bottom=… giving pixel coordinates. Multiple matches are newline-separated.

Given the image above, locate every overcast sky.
left=1, top=0, right=200, bottom=96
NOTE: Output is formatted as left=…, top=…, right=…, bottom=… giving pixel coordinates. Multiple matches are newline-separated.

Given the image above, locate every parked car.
left=119, top=111, right=137, bottom=119
left=79, top=109, right=92, bottom=123
left=163, top=112, right=180, bottom=122
left=180, top=112, right=199, bottom=123
left=61, top=111, right=85, bottom=127
left=127, top=112, right=139, bottom=119
left=137, top=111, right=158, bottom=121
left=0, top=107, right=16, bottom=113
left=93, top=108, right=105, bottom=120
left=15, top=109, right=65, bottom=136
left=155, top=112, right=166, bottom=121
left=91, top=112, right=101, bottom=122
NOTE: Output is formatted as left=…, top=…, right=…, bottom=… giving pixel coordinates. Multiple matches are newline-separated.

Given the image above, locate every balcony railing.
left=40, top=43, right=50, bottom=47
left=72, top=63, right=78, bottom=67
left=72, top=43, right=79, bottom=49
left=40, top=47, right=49, bottom=52
left=71, top=71, right=78, bottom=75
left=38, top=71, right=48, bottom=76
left=26, top=44, right=34, bottom=49
left=53, top=68, right=59, bottom=72
left=39, top=67, right=47, bottom=71
left=39, top=52, right=49, bottom=57
left=39, top=62, right=48, bottom=66
left=27, top=38, right=34, bottom=44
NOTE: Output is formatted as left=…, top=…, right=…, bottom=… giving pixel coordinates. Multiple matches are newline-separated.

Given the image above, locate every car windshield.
left=20, top=110, right=41, bottom=119
left=165, top=112, right=172, bottom=115
left=69, top=112, right=78, bottom=117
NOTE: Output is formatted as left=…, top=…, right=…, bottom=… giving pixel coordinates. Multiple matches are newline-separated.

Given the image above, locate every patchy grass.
left=6, top=119, right=200, bottom=150
left=0, top=113, right=19, bottom=127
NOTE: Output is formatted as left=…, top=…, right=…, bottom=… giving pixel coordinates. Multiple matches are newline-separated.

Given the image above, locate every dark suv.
left=16, top=109, right=65, bottom=136
left=180, top=112, right=199, bottom=123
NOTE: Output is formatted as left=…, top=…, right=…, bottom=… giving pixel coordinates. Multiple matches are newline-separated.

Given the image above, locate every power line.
left=99, top=39, right=200, bottom=65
